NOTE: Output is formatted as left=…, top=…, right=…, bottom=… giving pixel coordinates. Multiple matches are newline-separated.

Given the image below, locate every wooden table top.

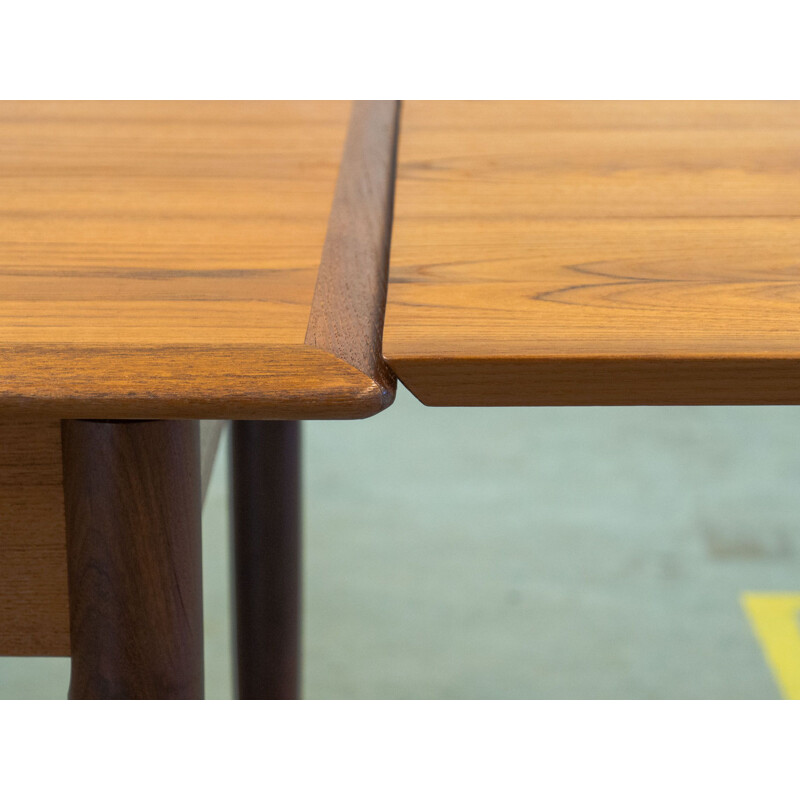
left=384, top=101, right=800, bottom=405
left=0, top=101, right=397, bottom=419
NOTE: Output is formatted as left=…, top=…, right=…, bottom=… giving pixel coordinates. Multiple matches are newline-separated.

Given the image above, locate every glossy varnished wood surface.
left=0, top=101, right=397, bottom=419
left=384, top=101, right=800, bottom=405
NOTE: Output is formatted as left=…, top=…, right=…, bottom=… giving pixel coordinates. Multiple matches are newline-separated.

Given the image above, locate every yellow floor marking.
left=742, top=593, right=800, bottom=700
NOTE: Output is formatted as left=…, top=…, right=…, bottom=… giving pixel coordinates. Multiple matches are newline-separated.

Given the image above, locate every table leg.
left=230, top=421, right=300, bottom=699
left=61, top=420, right=204, bottom=700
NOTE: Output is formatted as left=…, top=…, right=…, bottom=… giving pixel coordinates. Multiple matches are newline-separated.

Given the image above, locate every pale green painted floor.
left=2, top=388, right=798, bottom=698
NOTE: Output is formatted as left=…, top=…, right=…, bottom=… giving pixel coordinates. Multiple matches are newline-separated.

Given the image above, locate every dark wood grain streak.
left=305, top=100, right=400, bottom=409
left=62, top=420, right=204, bottom=699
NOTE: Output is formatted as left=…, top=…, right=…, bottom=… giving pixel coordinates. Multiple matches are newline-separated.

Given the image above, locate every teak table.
left=3, top=100, right=799, bottom=699
left=0, top=101, right=398, bottom=698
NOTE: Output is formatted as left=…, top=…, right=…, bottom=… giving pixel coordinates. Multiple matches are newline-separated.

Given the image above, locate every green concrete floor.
left=2, top=388, right=798, bottom=698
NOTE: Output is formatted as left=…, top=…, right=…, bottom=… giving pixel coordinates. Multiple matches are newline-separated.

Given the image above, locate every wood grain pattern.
left=63, top=420, right=204, bottom=698
left=0, top=420, right=69, bottom=656
left=0, top=101, right=397, bottom=419
left=384, top=101, right=800, bottom=405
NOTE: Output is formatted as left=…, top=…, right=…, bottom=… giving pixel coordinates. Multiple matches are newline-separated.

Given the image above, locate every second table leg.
left=230, top=420, right=301, bottom=700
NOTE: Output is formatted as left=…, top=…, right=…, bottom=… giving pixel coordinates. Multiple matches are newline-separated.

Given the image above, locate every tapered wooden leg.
left=61, top=420, right=204, bottom=700
left=231, top=421, right=300, bottom=699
